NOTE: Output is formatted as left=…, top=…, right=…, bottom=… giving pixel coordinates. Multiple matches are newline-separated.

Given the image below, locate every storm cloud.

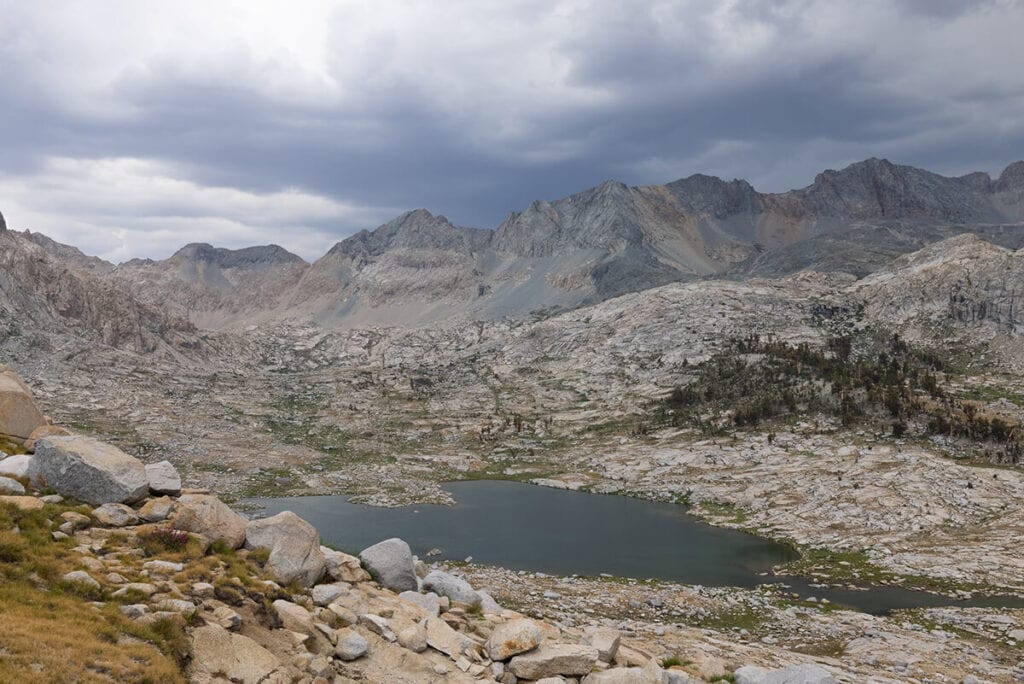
left=0, top=0, right=1022, bottom=261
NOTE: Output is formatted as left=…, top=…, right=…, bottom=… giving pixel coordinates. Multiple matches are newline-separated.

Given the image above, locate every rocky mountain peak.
left=327, top=209, right=491, bottom=260
left=0, top=210, right=6, bottom=232
left=799, top=157, right=1002, bottom=221
left=170, top=242, right=304, bottom=269
left=664, top=174, right=758, bottom=218
left=996, top=160, right=1024, bottom=191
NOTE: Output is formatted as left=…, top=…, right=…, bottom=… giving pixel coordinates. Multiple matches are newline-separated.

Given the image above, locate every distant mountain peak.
left=997, top=160, right=1024, bottom=189
left=171, top=243, right=305, bottom=268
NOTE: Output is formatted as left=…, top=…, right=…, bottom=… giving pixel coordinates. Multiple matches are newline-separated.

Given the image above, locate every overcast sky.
left=1, top=0, right=1022, bottom=262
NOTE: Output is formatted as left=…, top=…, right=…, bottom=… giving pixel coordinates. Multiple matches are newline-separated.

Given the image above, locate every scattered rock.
left=172, top=494, right=247, bottom=548
left=145, top=460, right=182, bottom=496
left=0, top=476, right=26, bottom=495
left=111, top=583, right=158, bottom=598
left=422, top=569, right=481, bottom=605
left=334, top=628, right=369, bottom=661
left=30, top=435, right=149, bottom=505
left=273, top=600, right=317, bottom=637
left=589, top=628, right=622, bottom=663
left=321, top=546, right=371, bottom=583
left=244, top=511, right=326, bottom=587
left=399, top=590, right=441, bottom=617
left=478, top=589, right=503, bottom=614
left=62, top=570, right=100, bottom=591
left=155, top=598, right=197, bottom=615
left=397, top=623, right=428, bottom=653
left=207, top=604, right=242, bottom=630
left=359, top=538, right=417, bottom=592
left=138, top=495, right=174, bottom=522
left=311, top=582, right=349, bottom=606
left=91, top=502, right=140, bottom=527
left=143, top=559, right=184, bottom=574
left=583, top=659, right=681, bottom=683
left=424, top=615, right=479, bottom=659
left=358, top=613, right=396, bottom=642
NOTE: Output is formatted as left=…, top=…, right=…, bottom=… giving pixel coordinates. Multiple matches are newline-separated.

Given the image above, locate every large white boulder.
left=172, top=494, right=247, bottom=548
left=244, top=511, right=326, bottom=587
left=29, top=436, right=149, bottom=505
left=0, top=365, right=46, bottom=440
left=359, top=537, right=418, bottom=592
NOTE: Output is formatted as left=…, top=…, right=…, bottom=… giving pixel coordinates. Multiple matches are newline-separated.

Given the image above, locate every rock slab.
left=508, top=644, right=599, bottom=679
left=734, top=664, right=837, bottom=684
left=190, top=624, right=281, bottom=684
left=29, top=435, right=149, bottom=505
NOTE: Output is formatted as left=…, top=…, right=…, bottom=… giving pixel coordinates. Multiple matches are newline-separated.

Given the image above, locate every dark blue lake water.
left=251, top=480, right=1024, bottom=615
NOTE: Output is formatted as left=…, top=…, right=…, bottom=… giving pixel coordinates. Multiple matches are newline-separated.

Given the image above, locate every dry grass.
left=0, top=582, right=184, bottom=683
left=0, top=502, right=185, bottom=682
left=0, top=434, right=27, bottom=455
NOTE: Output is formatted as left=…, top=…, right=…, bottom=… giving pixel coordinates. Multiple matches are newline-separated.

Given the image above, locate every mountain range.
left=2, top=157, right=1024, bottom=338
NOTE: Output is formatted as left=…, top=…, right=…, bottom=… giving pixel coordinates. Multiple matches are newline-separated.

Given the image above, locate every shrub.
left=140, top=527, right=190, bottom=555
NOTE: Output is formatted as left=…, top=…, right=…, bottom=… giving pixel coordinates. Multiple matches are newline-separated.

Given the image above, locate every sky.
left=1, top=0, right=1022, bottom=263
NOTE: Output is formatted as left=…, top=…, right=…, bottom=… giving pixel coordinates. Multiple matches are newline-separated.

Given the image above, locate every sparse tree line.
left=643, top=332, right=1023, bottom=464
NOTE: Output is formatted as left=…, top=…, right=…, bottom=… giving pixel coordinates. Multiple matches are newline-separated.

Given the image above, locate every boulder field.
left=0, top=364, right=845, bottom=682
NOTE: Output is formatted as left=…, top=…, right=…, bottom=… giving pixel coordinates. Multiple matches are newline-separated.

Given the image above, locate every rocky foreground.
left=4, top=368, right=1024, bottom=682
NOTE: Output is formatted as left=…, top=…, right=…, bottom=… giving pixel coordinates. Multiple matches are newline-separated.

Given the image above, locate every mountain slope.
left=10, top=158, right=1024, bottom=330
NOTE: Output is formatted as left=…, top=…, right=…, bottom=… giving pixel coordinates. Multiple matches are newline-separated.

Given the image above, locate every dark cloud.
left=0, top=0, right=1021, bottom=259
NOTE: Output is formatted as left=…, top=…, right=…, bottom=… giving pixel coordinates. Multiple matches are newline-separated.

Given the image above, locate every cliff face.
left=0, top=231, right=200, bottom=356
left=856, top=234, right=1024, bottom=339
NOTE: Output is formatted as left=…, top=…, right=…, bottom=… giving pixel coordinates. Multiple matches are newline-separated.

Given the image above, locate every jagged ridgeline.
left=649, top=332, right=1023, bottom=462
